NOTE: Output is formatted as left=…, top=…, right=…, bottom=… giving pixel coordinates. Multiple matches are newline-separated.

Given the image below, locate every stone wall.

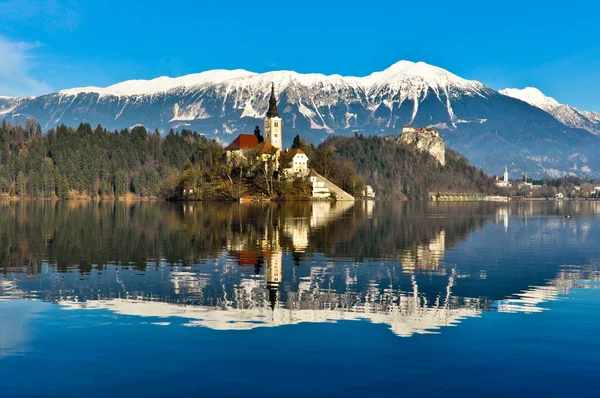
left=309, top=170, right=355, bottom=201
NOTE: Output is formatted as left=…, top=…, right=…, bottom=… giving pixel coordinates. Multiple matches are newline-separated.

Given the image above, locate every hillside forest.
left=0, top=119, right=502, bottom=200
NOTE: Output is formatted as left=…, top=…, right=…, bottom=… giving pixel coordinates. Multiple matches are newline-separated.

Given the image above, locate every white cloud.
left=0, top=35, right=52, bottom=97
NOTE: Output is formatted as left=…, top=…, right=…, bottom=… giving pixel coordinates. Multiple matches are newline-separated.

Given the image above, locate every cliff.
left=397, top=126, right=446, bottom=166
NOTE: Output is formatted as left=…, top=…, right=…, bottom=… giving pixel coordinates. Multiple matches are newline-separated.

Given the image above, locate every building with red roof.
left=225, top=134, right=259, bottom=151
left=223, top=86, right=308, bottom=177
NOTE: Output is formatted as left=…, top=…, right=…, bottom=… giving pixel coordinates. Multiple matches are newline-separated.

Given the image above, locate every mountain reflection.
left=1, top=201, right=599, bottom=337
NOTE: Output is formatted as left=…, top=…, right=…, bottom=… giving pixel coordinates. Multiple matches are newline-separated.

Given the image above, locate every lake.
left=0, top=201, right=599, bottom=397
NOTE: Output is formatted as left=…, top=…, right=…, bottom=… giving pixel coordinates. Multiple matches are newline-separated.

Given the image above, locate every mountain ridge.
left=500, top=87, right=600, bottom=136
left=51, top=60, right=485, bottom=97
left=1, top=60, right=599, bottom=177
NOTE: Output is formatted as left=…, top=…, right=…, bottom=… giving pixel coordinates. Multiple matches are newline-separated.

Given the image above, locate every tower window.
left=274, top=122, right=278, bottom=127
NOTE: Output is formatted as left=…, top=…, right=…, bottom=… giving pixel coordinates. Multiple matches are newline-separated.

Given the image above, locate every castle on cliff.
left=398, top=126, right=446, bottom=166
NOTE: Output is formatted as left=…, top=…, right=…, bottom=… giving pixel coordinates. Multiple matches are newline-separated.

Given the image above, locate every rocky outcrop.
left=398, top=126, right=446, bottom=166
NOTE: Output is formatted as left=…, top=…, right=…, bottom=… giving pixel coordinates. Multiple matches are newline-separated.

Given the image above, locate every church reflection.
left=1, top=201, right=600, bottom=337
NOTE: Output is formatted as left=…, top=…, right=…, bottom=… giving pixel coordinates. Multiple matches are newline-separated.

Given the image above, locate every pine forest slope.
left=314, top=134, right=498, bottom=199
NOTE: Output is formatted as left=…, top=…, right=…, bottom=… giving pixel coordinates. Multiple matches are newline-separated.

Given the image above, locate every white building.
left=281, top=148, right=309, bottom=176
left=310, top=171, right=331, bottom=199
left=362, top=185, right=375, bottom=198
left=309, top=169, right=355, bottom=200
left=495, top=166, right=510, bottom=188
left=224, top=84, right=289, bottom=173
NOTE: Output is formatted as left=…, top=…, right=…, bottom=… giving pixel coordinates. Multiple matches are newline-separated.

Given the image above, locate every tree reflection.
left=1, top=201, right=599, bottom=337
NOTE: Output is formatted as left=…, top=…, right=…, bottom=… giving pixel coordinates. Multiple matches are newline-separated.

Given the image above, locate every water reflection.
left=1, top=201, right=600, bottom=338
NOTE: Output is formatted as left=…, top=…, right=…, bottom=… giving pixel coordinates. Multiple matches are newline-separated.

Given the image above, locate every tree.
left=25, top=118, right=39, bottom=139
left=581, top=183, right=594, bottom=197
left=292, top=134, right=302, bottom=149
left=16, top=171, right=27, bottom=197
left=254, top=125, right=263, bottom=143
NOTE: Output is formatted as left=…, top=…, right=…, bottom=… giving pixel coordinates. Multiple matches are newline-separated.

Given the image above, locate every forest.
left=299, top=134, right=500, bottom=199
left=0, top=120, right=206, bottom=199
left=0, top=119, right=501, bottom=200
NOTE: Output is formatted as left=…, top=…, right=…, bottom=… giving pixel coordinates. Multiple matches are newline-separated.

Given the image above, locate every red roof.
left=229, top=250, right=260, bottom=267
left=225, top=134, right=259, bottom=151
left=254, top=141, right=278, bottom=154
left=288, top=148, right=305, bottom=156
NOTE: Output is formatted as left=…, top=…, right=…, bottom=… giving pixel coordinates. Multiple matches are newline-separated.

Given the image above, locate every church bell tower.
left=264, top=83, right=282, bottom=150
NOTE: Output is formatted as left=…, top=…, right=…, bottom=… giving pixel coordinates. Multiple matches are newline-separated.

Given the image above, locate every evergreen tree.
left=292, top=134, right=302, bottom=149
left=0, top=119, right=205, bottom=199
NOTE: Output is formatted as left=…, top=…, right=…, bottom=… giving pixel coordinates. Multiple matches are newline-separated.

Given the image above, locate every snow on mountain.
left=58, top=69, right=258, bottom=97
left=365, top=61, right=486, bottom=94
left=582, top=110, right=600, bottom=125
left=50, top=61, right=489, bottom=132
left=499, top=87, right=560, bottom=112
left=3, top=60, right=600, bottom=177
left=0, top=96, right=26, bottom=116
left=49, top=60, right=490, bottom=133
left=500, top=87, right=600, bottom=135
left=56, top=60, right=486, bottom=101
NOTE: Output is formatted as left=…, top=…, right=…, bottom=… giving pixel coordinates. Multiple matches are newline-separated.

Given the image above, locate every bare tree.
left=25, top=118, right=39, bottom=139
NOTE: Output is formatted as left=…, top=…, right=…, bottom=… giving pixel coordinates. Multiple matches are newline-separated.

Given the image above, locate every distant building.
left=495, top=166, right=510, bottom=188
left=402, top=126, right=440, bottom=136
left=555, top=192, right=565, bottom=200
left=361, top=185, right=375, bottom=199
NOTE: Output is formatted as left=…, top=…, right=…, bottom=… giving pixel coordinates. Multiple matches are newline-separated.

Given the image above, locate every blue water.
left=0, top=201, right=599, bottom=397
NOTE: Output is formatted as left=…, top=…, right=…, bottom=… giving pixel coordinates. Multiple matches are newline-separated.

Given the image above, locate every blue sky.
left=1, top=0, right=599, bottom=111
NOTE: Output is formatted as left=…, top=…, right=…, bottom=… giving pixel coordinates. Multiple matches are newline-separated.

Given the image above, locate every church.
left=225, top=84, right=309, bottom=177
left=494, top=166, right=511, bottom=188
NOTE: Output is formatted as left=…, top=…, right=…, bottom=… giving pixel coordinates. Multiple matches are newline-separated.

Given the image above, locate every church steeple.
left=263, top=83, right=282, bottom=149
left=266, top=83, right=279, bottom=118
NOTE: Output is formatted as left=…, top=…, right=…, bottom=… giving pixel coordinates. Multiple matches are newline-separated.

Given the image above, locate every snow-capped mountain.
left=500, top=87, right=600, bottom=136
left=0, top=96, right=26, bottom=117
left=2, top=61, right=600, bottom=177
left=2, top=61, right=494, bottom=132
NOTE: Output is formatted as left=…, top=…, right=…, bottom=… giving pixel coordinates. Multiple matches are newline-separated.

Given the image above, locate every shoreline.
left=3, top=196, right=600, bottom=203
